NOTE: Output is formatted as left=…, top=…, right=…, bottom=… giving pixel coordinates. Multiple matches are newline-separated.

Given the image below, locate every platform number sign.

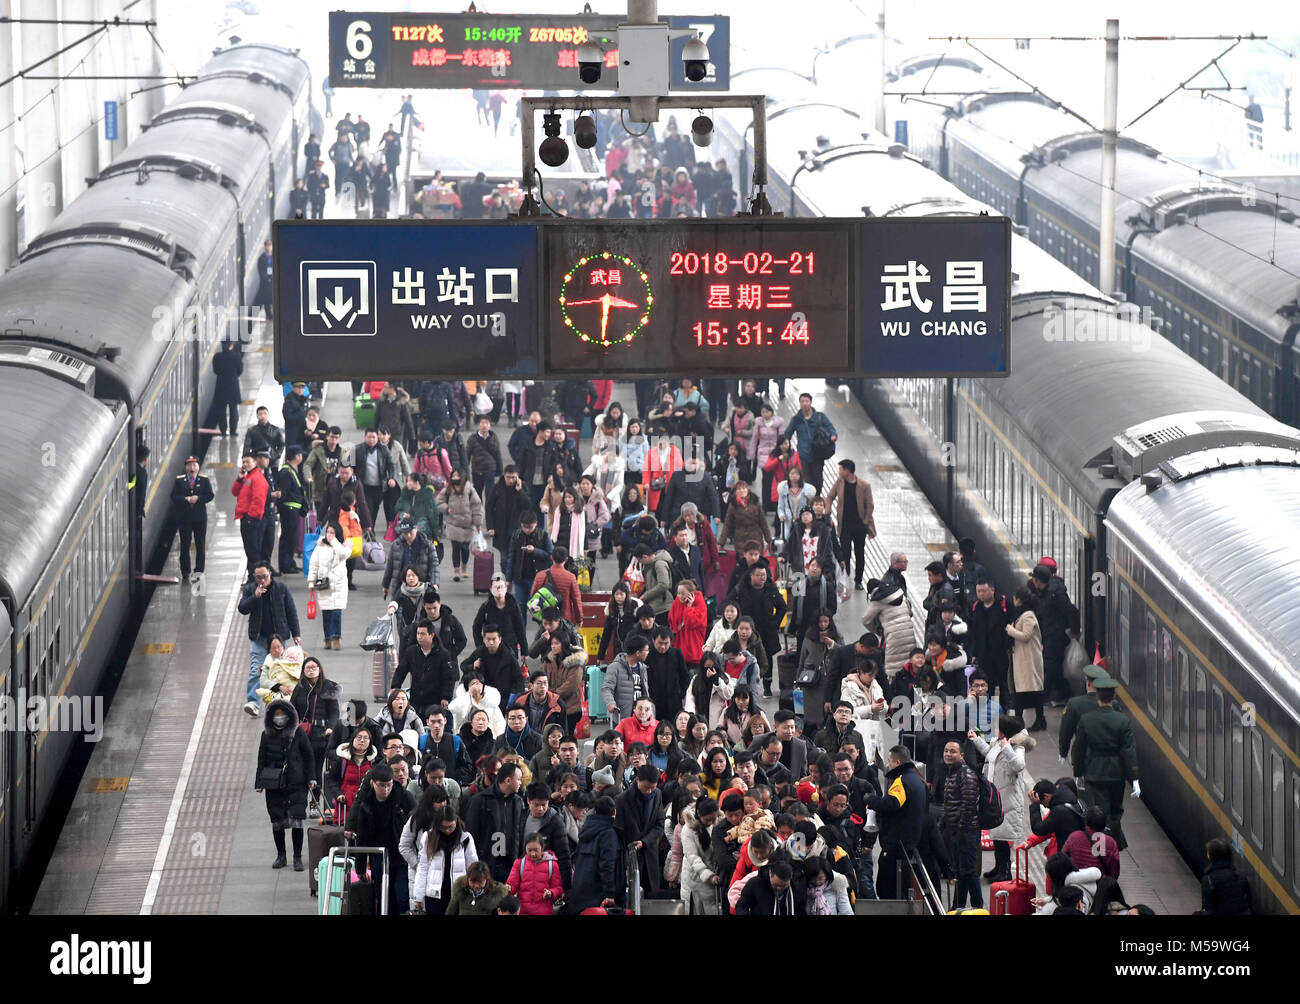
left=332, top=16, right=388, bottom=85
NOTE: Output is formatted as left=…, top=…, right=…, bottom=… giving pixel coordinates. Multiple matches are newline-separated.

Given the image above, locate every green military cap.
left=1083, top=665, right=1109, bottom=681
left=1092, top=676, right=1120, bottom=689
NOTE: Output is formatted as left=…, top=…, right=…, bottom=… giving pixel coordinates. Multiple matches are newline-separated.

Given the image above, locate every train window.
left=1175, top=650, right=1189, bottom=756
left=1210, top=686, right=1225, bottom=797
left=1116, top=580, right=1130, bottom=683
left=1160, top=630, right=1173, bottom=734
left=1250, top=729, right=1264, bottom=843
left=1192, top=666, right=1206, bottom=774
left=1271, top=753, right=1285, bottom=871
left=1293, top=774, right=1300, bottom=895
left=1145, top=614, right=1158, bottom=717
left=1229, top=705, right=1244, bottom=824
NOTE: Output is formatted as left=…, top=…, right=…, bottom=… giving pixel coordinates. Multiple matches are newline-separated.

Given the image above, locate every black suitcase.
left=307, top=824, right=345, bottom=895
left=777, top=652, right=799, bottom=690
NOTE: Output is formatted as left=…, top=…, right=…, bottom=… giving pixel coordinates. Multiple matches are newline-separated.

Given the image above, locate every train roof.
left=1106, top=453, right=1300, bottom=719
left=983, top=303, right=1271, bottom=501
left=150, top=75, right=297, bottom=136
left=0, top=245, right=191, bottom=406
left=199, top=43, right=312, bottom=99
left=0, top=364, right=126, bottom=605
left=27, top=170, right=235, bottom=275
left=99, top=116, right=269, bottom=204
left=1131, top=211, right=1300, bottom=340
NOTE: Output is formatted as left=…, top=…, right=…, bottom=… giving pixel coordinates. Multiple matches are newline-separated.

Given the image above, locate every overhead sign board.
left=274, top=216, right=1010, bottom=380
left=328, top=11, right=729, bottom=90
left=858, top=217, right=1012, bottom=377
left=274, top=221, right=541, bottom=381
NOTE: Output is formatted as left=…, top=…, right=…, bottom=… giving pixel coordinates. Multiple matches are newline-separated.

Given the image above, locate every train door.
left=22, top=635, right=36, bottom=833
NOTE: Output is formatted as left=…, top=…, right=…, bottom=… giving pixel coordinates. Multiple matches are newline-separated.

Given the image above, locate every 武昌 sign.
left=273, top=221, right=541, bottom=380
left=858, top=217, right=1011, bottom=376
left=544, top=220, right=852, bottom=377
left=328, top=11, right=729, bottom=91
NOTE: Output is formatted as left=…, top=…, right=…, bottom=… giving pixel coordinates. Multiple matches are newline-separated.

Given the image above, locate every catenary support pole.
left=1099, top=18, right=1119, bottom=295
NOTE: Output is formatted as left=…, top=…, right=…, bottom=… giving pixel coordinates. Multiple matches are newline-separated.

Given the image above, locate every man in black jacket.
left=665, top=524, right=703, bottom=588
left=645, top=626, right=690, bottom=722
left=1029, top=562, right=1081, bottom=704
left=276, top=447, right=308, bottom=573
left=865, top=745, right=928, bottom=900
left=467, top=414, right=504, bottom=500
left=460, top=626, right=523, bottom=714
left=505, top=512, right=552, bottom=610
left=171, top=455, right=214, bottom=584
left=824, top=634, right=881, bottom=716
left=465, top=761, right=526, bottom=883
left=347, top=762, right=416, bottom=914
left=238, top=562, right=300, bottom=718
left=243, top=406, right=285, bottom=472
left=438, top=421, right=469, bottom=476
left=729, top=563, right=787, bottom=684
left=735, top=857, right=801, bottom=915
left=616, top=765, right=666, bottom=894
left=525, top=782, right=573, bottom=891
left=940, top=739, right=983, bottom=910
left=211, top=340, right=242, bottom=436
left=485, top=466, right=530, bottom=557
left=711, top=792, right=746, bottom=886
left=353, top=427, right=396, bottom=527
left=965, top=578, right=1011, bottom=700
left=662, top=456, right=721, bottom=522
left=391, top=621, right=456, bottom=718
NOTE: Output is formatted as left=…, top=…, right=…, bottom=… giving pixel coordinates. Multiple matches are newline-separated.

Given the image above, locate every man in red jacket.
left=233, top=451, right=269, bottom=575
left=530, top=546, right=583, bottom=627
left=667, top=579, right=708, bottom=669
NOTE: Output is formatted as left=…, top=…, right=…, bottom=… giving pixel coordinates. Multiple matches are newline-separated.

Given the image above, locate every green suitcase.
left=354, top=393, right=377, bottom=430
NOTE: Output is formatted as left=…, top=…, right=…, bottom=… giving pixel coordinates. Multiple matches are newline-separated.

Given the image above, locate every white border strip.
left=139, top=563, right=245, bottom=914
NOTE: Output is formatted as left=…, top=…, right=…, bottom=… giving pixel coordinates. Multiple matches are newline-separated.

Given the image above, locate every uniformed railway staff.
left=171, top=455, right=214, bottom=585
left=1058, top=664, right=1122, bottom=761
left=277, top=446, right=309, bottom=574
left=1071, top=677, right=1140, bottom=852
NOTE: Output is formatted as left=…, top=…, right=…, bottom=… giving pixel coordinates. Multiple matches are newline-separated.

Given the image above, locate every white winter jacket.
left=401, top=824, right=478, bottom=901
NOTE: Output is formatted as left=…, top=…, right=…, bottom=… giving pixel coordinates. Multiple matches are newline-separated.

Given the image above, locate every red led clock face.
left=544, top=221, right=852, bottom=376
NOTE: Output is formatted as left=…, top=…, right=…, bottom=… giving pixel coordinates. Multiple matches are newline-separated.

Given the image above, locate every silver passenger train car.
left=0, top=44, right=313, bottom=913
left=715, top=92, right=1300, bottom=913
left=875, top=51, right=1300, bottom=425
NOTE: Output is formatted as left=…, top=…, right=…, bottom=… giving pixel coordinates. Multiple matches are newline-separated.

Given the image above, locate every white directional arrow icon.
left=301, top=262, right=376, bottom=336
left=323, top=287, right=354, bottom=328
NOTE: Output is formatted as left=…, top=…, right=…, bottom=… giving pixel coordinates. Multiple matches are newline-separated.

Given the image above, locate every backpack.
left=976, top=774, right=1004, bottom=830
left=527, top=570, right=561, bottom=622
left=810, top=414, right=835, bottom=461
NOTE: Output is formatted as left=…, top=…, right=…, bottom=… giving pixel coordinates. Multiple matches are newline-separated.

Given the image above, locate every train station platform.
left=33, top=356, right=1201, bottom=914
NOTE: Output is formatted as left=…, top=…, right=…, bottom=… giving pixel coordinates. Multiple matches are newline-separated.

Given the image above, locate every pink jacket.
left=507, top=850, right=564, bottom=915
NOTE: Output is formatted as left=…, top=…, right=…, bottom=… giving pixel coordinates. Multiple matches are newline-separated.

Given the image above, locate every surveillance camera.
left=574, top=115, right=598, bottom=150
left=539, top=136, right=570, bottom=167
left=682, top=37, right=709, bottom=83
left=577, top=41, right=603, bottom=85
left=690, top=114, right=713, bottom=147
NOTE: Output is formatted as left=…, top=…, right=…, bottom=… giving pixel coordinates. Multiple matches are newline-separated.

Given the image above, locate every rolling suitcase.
left=990, top=846, right=1036, bottom=916
left=317, top=849, right=353, bottom=916
left=472, top=548, right=494, bottom=594
left=777, top=652, right=799, bottom=690
left=354, top=393, right=377, bottom=429
left=307, top=824, right=345, bottom=895
left=585, top=664, right=607, bottom=719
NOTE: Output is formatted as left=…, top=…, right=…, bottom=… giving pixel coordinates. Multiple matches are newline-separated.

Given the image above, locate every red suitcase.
left=990, top=846, right=1036, bottom=915
left=472, top=548, right=494, bottom=594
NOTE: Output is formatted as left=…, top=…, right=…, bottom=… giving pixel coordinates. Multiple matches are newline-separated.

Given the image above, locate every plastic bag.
left=473, top=389, right=493, bottom=415
left=360, top=615, right=394, bottom=651
left=1062, top=636, right=1088, bottom=696
left=836, top=578, right=851, bottom=604
left=471, top=529, right=489, bottom=553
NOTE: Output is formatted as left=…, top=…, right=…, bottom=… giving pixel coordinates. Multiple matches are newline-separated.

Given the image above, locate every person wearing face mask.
left=255, top=699, right=316, bottom=871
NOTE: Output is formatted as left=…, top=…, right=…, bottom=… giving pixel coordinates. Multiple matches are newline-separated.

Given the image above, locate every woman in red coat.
left=668, top=580, right=710, bottom=668
left=507, top=834, right=565, bottom=915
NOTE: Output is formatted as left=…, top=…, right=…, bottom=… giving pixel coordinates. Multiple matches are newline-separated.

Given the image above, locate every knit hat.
left=592, top=766, right=616, bottom=787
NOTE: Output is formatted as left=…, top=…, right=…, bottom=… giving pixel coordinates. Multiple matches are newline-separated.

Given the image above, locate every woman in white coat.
left=683, top=653, right=734, bottom=730
left=679, top=800, right=721, bottom=914
left=840, top=662, right=887, bottom=764
left=448, top=676, right=506, bottom=737
left=308, top=521, right=351, bottom=649
left=969, top=714, right=1037, bottom=884
left=863, top=578, right=917, bottom=681
left=401, top=802, right=478, bottom=915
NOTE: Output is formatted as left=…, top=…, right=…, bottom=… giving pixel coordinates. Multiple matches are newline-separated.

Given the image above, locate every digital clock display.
left=544, top=221, right=852, bottom=376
